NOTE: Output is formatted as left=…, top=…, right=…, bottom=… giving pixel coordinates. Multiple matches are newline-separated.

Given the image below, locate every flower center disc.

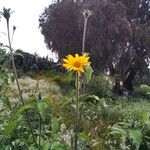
left=74, top=61, right=81, bottom=68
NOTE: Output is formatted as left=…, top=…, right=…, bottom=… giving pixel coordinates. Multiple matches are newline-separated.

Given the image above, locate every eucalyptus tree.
left=39, top=0, right=150, bottom=91
left=114, top=0, right=150, bottom=91
left=39, top=0, right=130, bottom=71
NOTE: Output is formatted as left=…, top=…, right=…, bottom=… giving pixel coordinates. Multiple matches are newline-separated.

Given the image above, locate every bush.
left=106, top=97, right=150, bottom=123
left=33, top=70, right=75, bottom=95
left=106, top=111, right=150, bottom=150
left=134, top=71, right=150, bottom=86
left=86, top=74, right=113, bottom=98
left=135, top=84, right=150, bottom=98
left=6, top=76, right=62, bottom=102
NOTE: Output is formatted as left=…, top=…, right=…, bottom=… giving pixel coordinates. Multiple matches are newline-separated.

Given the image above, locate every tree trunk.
left=113, top=79, right=123, bottom=95
left=109, top=63, right=115, bottom=76
left=123, top=67, right=136, bottom=91
left=123, top=56, right=144, bottom=91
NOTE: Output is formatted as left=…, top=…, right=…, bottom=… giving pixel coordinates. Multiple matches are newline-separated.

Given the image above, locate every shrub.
left=6, top=76, right=62, bottom=102
left=86, top=74, right=113, bottom=98
left=135, top=84, right=150, bottom=98
left=106, top=112, right=150, bottom=150
left=33, top=70, right=75, bottom=95
left=106, top=97, right=150, bottom=123
left=134, top=71, right=150, bottom=86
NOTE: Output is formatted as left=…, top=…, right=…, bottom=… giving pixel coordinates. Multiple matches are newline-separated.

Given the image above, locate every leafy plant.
left=86, top=74, right=113, bottom=98
left=106, top=112, right=150, bottom=150
left=135, top=84, right=150, bottom=98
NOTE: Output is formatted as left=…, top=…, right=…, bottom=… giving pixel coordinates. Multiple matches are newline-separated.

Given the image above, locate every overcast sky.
left=0, top=0, right=57, bottom=58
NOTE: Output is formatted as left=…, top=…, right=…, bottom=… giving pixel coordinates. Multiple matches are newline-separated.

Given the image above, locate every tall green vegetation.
left=0, top=7, right=38, bottom=146
left=0, top=2, right=150, bottom=150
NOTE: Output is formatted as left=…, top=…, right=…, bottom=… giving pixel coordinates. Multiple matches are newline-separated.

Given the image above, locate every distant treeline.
left=0, top=48, right=61, bottom=72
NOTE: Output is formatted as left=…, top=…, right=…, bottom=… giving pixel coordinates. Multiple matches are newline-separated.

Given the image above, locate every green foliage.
left=107, top=112, right=150, bottom=150
left=37, top=101, right=48, bottom=120
left=0, top=48, right=7, bottom=64
left=80, top=94, right=108, bottom=109
left=5, top=76, right=62, bottom=101
left=0, top=65, right=14, bottom=118
left=129, top=129, right=142, bottom=150
left=135, top=84, right=150, bottom=98
left=3, top=8, right=150, bottom=150
left=51, top=117, right=59, bottom=134
left=50, top=142, right=68, bottom=150
left=79, top=131, right=91, bottom=143
left=0, top=40, right=150, bottom=150
left=106, top=97, right=150, bottom=123
left=4, top=104, right=32, bottom=135
left=4, top=120, right=17, bottom=135
left=34, top=71, right=75, bottom=95
left=134, top=71, right=150, bottom=86
left=86, top=74, right=113, bottom=98
left=84, top=65, right=93, bottom=83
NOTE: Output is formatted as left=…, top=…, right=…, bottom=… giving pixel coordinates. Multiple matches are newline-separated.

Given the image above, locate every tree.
left=117, top=0, right=150, bottom=91
left=39, top=0, right=131, bottom=70
left=39, top=0, right=150, bottom=92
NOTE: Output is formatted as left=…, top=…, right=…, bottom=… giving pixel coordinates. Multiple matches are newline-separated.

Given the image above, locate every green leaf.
left=84, top=65, right=93, bottom=83
left=44, top=97, right=55, bottom=113
left=145, top=120, right=150, bottom=129
left=51, top=142, right=65, bottom=150
left=80, top=94, right=108, bottom=108
left=51, top=117, right=59, bottom=134
left=110, top=126, right=127, bottom=136
left=61, top=100, right=72, bottom=110
left=142, top=112, right=150, bottom=122
left=80, top=94, right=100, bottom=104
left=80, top=131, right=90, bottom=143
left=4, top=120, right=17, bottom=135
left=99, top=98, right=108, bottom=108
left=16, top=104, right=32, bottom=116
left=37, top=101, right=48, bottom=120
left=0, top=96, right=11, bottom=110
left=4, top=104, right=32, bottom=135
left=129, top=129, right=142, bottom=150
left=42, top=142, right=51, bottom=150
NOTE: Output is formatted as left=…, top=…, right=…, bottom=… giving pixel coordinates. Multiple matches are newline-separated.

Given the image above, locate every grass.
left=107, top=97, right=150, bottom=124
left=1, top=71, right=150, bottom=149
left=4, top=72, right=150, bottom=124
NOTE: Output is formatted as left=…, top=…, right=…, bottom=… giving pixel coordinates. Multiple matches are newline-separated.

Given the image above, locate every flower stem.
left=74, top=72, right=80, bottom=150
left=6, top=19, right=38, bottom=147
left=82, top=18, right=88, bottom=54
left=82, top=14, right=88, bottom=93
left=39, top=114, right=42, bottom=147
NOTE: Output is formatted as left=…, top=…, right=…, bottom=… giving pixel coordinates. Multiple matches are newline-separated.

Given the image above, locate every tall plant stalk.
left=63, top=53, right=90, bottom=150
left=39, top=114, right=42, bottom=147
left=74, top=72, right=80, bottom=150
left=82, top=10, right=92, bottom=92
left=82, top=15, right=87, bottom=54
left=38, top=93, right=42, bottom=147
left=2, top=8, right=38, bottom=147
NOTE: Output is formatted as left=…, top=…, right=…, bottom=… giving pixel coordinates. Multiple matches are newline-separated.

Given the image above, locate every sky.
left=0, top=0, right=58, bottom=60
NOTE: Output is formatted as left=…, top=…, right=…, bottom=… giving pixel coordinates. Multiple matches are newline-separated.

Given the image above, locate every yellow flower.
left=63, top=53, right=90, bottom=75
